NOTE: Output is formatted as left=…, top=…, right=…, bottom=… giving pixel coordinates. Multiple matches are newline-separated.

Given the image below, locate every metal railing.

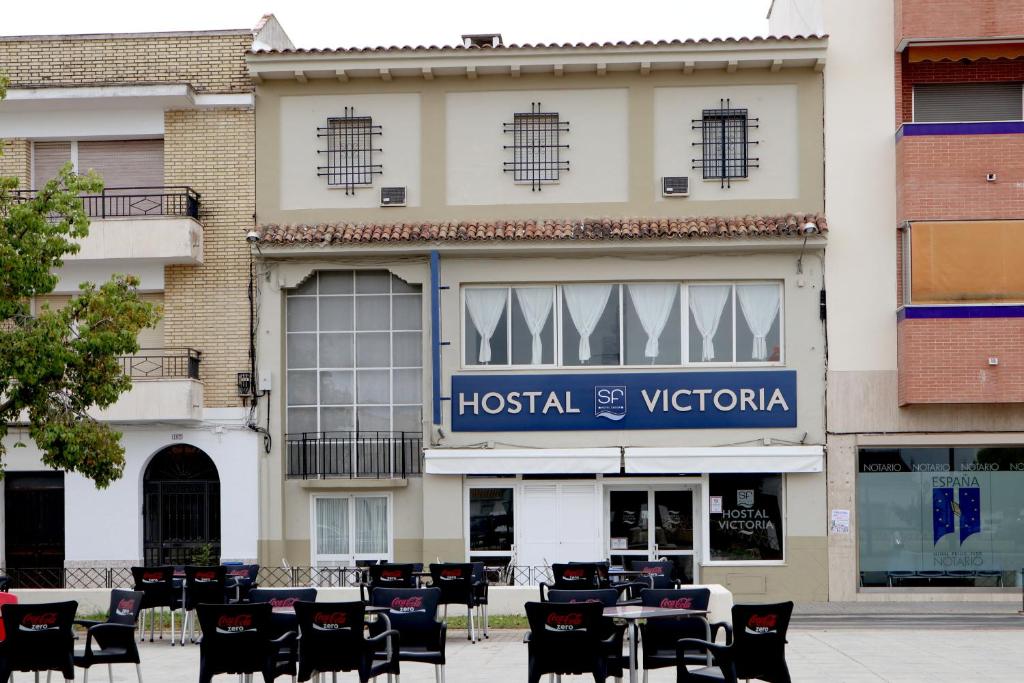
left=12, top=186, right=200, bottom=219
left=285, top=431, right=423, bottom=479
left=118, top=348, right=201, bottom=380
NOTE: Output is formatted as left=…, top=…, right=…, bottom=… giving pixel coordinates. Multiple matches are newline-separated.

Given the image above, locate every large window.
left=313, top=494, right=390, bottom=567
left=286, top=271, right=422, bottom=435
left=913, top=83, right=1023, bottom=123
left=463, top=282, right=781, bottom=368
left=858, top=447, right=1024, bottom=589
left=708, top=474, right=784, bottom=562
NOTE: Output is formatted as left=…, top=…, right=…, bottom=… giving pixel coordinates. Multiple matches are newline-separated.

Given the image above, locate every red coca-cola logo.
left=390, top=596, right=424, bottom=612
left=195, top=571, right=216, bottom=581
left=642, top=566, right=664, bottom=575
left=380, top=570, right=402, bottom=580
left=21, top=613, right=58, bottom=630
left=562, top=569, right=585, bottom=579
left=269, top=597, right=298, bottom=608
left=229, top=569, right=248, bottom=577
left=546, top=612, right=584, bottom=627
left=115, top=598, right=136, bottom=616
left=142, top=572, right=163, bottom=582
left=216, top=614, right=254, bottom=633
left=440, top=568, right=462, bottom=578
left=745, top=614, right=778, bottom=633
left=659, top=597, right=693, bottom=609
left=312, top=611, right=347, bottom=629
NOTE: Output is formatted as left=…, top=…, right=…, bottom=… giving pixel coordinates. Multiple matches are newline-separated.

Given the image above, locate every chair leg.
left=136, top=663, right=144, bottom=683
left=171, top=608, right=176, bottom=647
left=84, top=670, right=89, bottom=683
left=108, top=663, right=114, bottom=683
left=440, top=666, right=445, bottom=683
left=484, top=603, right=489, bottom=638
left=643, top=671, right=648, bottom=683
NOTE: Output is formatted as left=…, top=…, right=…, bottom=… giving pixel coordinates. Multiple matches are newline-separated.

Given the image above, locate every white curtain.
left=627, top=283, right=678, bottom=361
left=315, top=497, right=349, bottom=555
left=354, top=496, right=388, bottom=555
left=514, top=287, right=554, bottom=365
left=465, top=289, right=507, bottom=363
left=736, top=284, right=781, bottom=361
left=688, top=285, right=732, bottom=361
left=563, top=284, right=614, bottom=363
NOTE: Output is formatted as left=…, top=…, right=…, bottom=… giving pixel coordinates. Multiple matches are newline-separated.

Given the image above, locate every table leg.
left=628, top=621, right=638, bottom=683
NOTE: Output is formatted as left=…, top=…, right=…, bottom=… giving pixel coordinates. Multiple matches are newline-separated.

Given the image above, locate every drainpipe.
left=430, top=250, right=442, bottom=426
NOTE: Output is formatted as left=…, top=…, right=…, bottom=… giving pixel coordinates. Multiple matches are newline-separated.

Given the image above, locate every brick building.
left=0, top=16, right=293, bottom=574
left=772, top=0, right=1024, bottom=600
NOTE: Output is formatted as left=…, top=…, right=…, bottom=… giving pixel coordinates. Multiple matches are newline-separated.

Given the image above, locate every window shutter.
left=913, top=82, right=1023, bottom=122
left=32, top=142, right=71, bottom=188
left=78, top=140, right=164, bottom=189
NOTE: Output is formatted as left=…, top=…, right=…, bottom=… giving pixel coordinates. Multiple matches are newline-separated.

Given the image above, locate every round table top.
left=602, top=605, right=708, bottom=620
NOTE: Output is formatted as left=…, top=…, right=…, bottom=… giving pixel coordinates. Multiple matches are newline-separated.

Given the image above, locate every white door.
left=517, top=482, right=601, bottom=567
left=558, top=484, right=602, bottom=561
left=518, top=485, right=560, bottom=567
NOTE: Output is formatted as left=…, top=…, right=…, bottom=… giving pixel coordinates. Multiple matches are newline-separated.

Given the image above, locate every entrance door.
left=607, top=487, right=697, bottom=583
left=4, top=472, right=65, bottom=588
left=518, top=482, right=601, bottom=567
left=143, top=445, right=221, bottom=565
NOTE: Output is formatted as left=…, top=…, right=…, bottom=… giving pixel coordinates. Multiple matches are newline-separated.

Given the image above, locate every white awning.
left=624, top=446, right=824, bottom=474
left=424, top=448, right=621, bottom=475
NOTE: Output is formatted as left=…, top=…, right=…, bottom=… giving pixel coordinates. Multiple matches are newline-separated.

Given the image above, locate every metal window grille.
left=316, top=107, right=383, bottom=195
left=692, top=99, right=759, bottom=188
left=503, top=102, right=570, bottom=191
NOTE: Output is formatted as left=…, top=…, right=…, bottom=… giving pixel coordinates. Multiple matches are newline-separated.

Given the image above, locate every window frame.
left=460, top=280, right=784, bottom=370
left=464, top=482, right=517, bottom=561
left=700, top=472, right=787, bottom=567
left=309, top=493, right=393, bottom=567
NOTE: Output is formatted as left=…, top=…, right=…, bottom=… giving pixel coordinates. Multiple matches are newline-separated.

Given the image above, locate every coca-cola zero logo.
left=390, top=596, right=424, bottom=613
left=380, top=570, right=402, bottom=580
left=312, top=611, right=348, bottom=630
left=659, top=597, right=693, bottom=609
left=642, top=566, right=664, bottom=575
left=142, top=572, right=163, bottom=582
left=269, top=597, right=298, bottom=608
left=215, top=614, right=254, bottom=634
left=115, top=598, right=137, bottom=616
left=544, top=612, right=586, bottom=632
left=19, top=613, right=58, bottom=632
left=440, top=568, right=462, bottom=579
left=745, top=613, right=778, bottom=634
left=562, top=569, right=585, bottom=580
left=194, top=571, right=216, bottom=581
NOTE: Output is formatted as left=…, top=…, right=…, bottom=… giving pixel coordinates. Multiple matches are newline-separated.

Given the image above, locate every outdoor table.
left=602, top=605, right=711, bottom=683
left=412, top=571, right=433, bottom=586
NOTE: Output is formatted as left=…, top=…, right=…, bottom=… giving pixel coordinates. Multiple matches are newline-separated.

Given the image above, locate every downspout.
left=430, top=250, right=442, bottom=427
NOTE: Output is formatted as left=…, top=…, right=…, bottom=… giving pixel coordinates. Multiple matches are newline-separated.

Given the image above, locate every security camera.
left=801, top=222, right=817, bottom=235
left=245, top=230, right=260, bottom=243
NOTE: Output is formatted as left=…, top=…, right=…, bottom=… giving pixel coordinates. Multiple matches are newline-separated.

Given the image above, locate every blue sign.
left=451, top=370, right=797, bottom=432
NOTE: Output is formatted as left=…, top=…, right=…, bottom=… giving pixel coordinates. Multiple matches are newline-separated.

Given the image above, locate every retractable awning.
left=424, top=448, right=621, bottom=475
left=624, top=446, right=823, bottom=474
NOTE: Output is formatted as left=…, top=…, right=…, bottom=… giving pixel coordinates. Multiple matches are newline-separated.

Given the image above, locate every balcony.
left=12, top=187, right=203, bottom=265
left=896, top=0, right=1024, bottom=50
left=94, top=348, right=203, bottom=422
left=286, top=431, right=424, bottom=480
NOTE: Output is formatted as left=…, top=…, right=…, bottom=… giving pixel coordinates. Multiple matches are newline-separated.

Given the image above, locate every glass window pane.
left=287, top=370, right=317, bottom=406
left=356, top=295, right=390, bottom=330
left=392, top=295, right=422, bottom=330
left=293, top=276, right=317, bottom=295
left=320, top=407, right=354, bottom=432
left=319, top=297, right=353, bottom=331
left=354, top=497, right=389, bottom=555
left=562, top=284, right=620, bottom=366
left=392, top=369, right=422, bottom=404
left=736, top=284, right=782, bottom=363
left=391, top=274, right=420, bottom=294
left=319, top=370, right=354, bottom=405
left=356, top=332, right=391, bottom=368
left=654, top=490, right=693, bottom=550
left=709, top=474, right=783, bottom=561
left=287, top=407, right=317, bottom=434
left=287, top=334, right=317, bottom=369
left=355, top=270, right=391, bottom=294
left=393, top=332, right=422, bottom=367
left=624, top=284, right=681, bottom=365
left=464, top=289, right=509, bottom=366
left=393, top=405, right=422, bottom=433
left=356, top=406, right=391, bottom=432
left=609, top=490, right=649, bottom=551
left=511, top=287, right=555, bottom=365
left=286, top=298, right=316, bottom=332
left=319, top=271, right=353, bottom=294
left=688, top=285, right=733, bottom=363
left=316, top=497, right=350, bottom=555
left=357, top=370, right=390, bottom=404
left=320, top=333, right=353, bottom=368
left=469, top=488, right=514, bottom=552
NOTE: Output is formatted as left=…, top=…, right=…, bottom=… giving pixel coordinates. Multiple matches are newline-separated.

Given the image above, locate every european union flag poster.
left=933, top=487, right=955, bottom=544
left=958, top=487, right=981, bottom=544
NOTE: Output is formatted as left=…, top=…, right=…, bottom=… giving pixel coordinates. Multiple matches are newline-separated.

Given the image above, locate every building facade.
left=250, top=34, right=830, bottom=602
left=0, top=17, right=293, bottom=576
left=772, top=0, right=1024, bottom=600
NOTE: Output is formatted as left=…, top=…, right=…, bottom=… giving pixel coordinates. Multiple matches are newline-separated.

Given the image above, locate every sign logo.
left=933, top=484, right=981, bottom=545
left=312, top=611, right=348, bottom=630
left=544, top=612, right=586, bottom=631
left=595, top=386, right=627, bottom=421
left=215, top=614, right=254, bottom=634
left=745, top=613, right=778, bottom=635
left=737, top=490, right=755, bottom=509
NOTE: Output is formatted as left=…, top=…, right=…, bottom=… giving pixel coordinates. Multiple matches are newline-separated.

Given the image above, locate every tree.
left=0, top=80, right=161, bottom=488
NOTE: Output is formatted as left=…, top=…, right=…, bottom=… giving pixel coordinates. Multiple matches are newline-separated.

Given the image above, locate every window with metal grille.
left=316, top=108, right=382, bottom=194
left=692, top=99, right=759, bottom=188
left=503, top=103, right=570, bottom=191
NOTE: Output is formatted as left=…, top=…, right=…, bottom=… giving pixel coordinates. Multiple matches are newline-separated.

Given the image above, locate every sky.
left=1, top=0, right=772, bottom=48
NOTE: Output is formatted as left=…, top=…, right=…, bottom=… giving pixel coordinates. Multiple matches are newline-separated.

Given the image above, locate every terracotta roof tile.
left=257, top=213, right=827, bottom=246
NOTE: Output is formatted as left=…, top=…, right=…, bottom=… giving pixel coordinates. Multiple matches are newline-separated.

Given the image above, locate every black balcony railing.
left=286, top=431, right=423, bottom=479
left=12, top=186, right=200, bottom=219
left=118, top=348, right=201, bottom=380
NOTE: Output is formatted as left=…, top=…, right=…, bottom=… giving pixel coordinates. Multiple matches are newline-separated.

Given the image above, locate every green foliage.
left=191, top=543, right=218, bottom=565
left=0, top=155, right=161, bottom=487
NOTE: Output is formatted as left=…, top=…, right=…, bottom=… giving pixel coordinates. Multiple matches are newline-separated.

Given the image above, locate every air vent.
left=380, top=187, right=406, bottom=206
left=662, top=176, right=689, bottom=197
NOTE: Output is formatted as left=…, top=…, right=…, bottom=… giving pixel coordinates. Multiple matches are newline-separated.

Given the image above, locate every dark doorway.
left=143, top=445, right=220, bottom=565
left=5, top=472, right=65, bottom=588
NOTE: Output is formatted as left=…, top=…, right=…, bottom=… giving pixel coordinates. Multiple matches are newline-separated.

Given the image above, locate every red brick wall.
left=896, top=133, right=1024, bottom=222
left=898, top=316, right=1024, bottom=404
left=896, top=0, right=1024, bottom=49
left=897, top=54, right=1024, bottom=123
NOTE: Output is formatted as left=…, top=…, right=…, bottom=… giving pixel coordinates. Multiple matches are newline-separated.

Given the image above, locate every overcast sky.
left=2, top=0, right=772, bottom=48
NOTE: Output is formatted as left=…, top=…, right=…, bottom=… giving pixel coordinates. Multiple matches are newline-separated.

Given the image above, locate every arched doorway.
left=143, top=445, right=220, bottom=565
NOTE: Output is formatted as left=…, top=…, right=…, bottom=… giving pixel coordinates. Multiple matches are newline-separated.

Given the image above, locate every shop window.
left=468, top=488, right=514, bottom=554
left=708, top=474, right=784, bottom=562
left=313, top=495, right=390, bottom=567
left=858, top=447, right=1024, bottom=588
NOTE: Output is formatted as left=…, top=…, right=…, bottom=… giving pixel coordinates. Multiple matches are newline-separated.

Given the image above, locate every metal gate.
left=4, top=472, right=65, bottom=588
left=143, top=445, right=221, bottom=565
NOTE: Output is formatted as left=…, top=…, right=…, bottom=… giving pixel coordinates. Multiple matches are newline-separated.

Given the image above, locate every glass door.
left=607, top=487, right=698, bottom=583
left=653, top=489, right=696, bottom=583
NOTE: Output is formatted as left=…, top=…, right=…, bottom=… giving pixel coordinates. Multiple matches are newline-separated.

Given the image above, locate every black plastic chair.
left=370, top=587, right=447, bottom=682
left=225, top=564, right=261, bottom=603
left=546, top=589, right=628, bottom=680
left=0, top=600, right=77, bottom=682
left=637, top=588, right=714, bottom=677
left=197, top=602, right=296, bottom=683
left=249, top=587, right=318, bottom=648
left=360, top=563, right=416, bottom=602
left=74, top=589, right=145, bottom=682
left=429, top=563, right=479, bottom=643
left=677, top=601, right=794, bottom=683
left=470, top=562, right=490, bottom=639
left=524, top=601, right=611, bottom=683
left=130, top=565, right=181, bottom=644
left=294, top=601, right=399, bottom=683
left=539, top=563, right=600, bottom=600
left=182, top=565, right=227, bottom=644
left=630, top=560, right=677, bottom=589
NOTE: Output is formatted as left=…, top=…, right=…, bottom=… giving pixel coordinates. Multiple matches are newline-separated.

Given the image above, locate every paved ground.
left=68, top=613, right=1024, bottom=683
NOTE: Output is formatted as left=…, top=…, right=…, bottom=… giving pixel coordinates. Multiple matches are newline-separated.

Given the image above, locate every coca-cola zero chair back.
left=130, top=565, right=179, bottom=643
left=182, top=565, right=227, bottom=644
left=0, top=600, right=77, bottom=681
left=371, top=587, right=447, bottom=679
left=546, top=589, right=626, bottom=679
left=630, top=560, right=677, bottom=589
left=429, top=562, right=480, bottom=643
left=73, top=590, right=145, bottom=682
left=294, top=600, right=398, bottom=683
left=638, top=588, right=711, bottom=672
left=361, top=563, right=416, bottom=602
left=546, top=588, right=619, bottom=607
left=524, top=601, right=609, bottom=683
left=197, top=602, right=295, bottom=683
left=225, top=563, right=260, bottom=602
left=730, top=602, right=794, bottom=683
left=249, top=587, right=318, bottom=639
